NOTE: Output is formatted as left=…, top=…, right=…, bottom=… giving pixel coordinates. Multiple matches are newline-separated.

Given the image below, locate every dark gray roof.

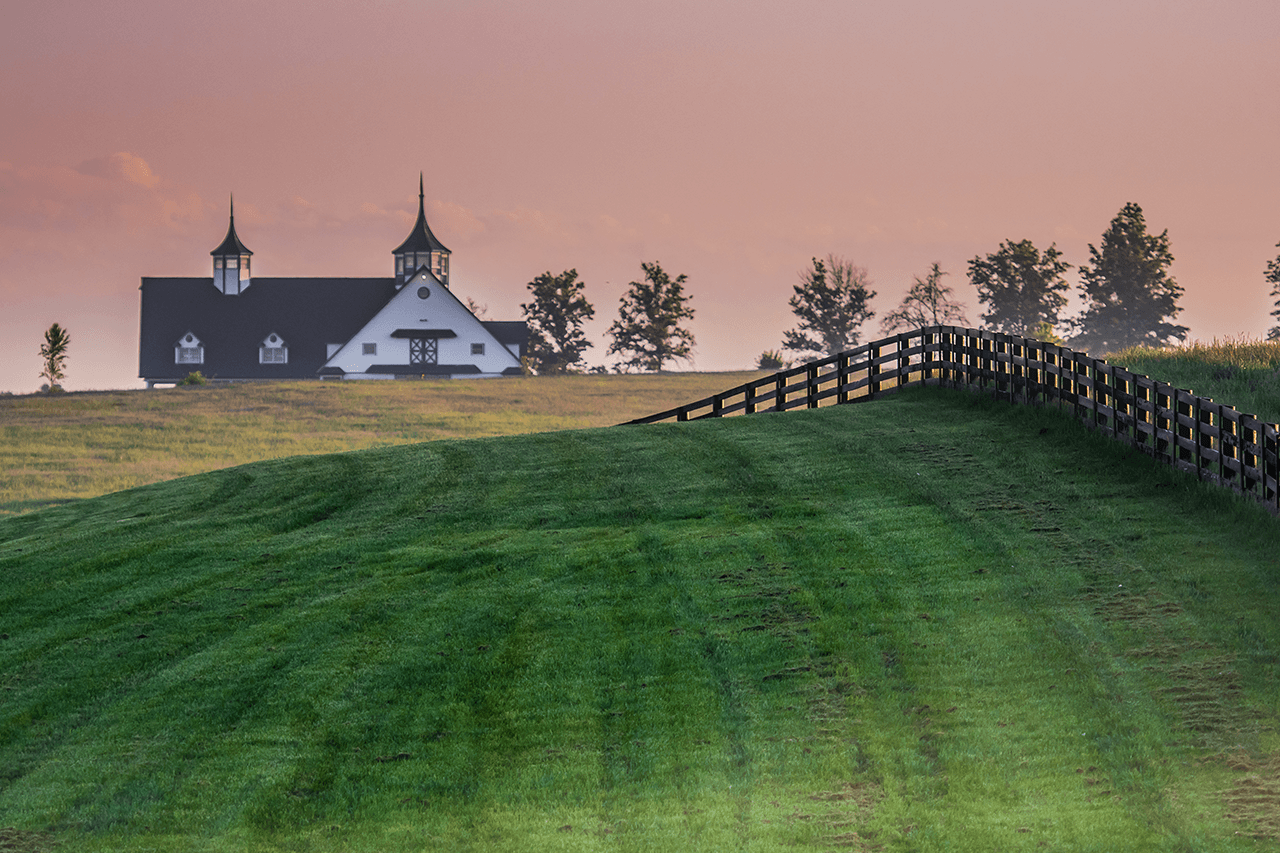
left=391, top=329, right=457, bottom=338
left=210, top=201, right=253, bottom=257
left=139, top=277, right=398, bottom=381
left=481, top=321, right=529, bottom=350
left=367, top=364, right=482, bottom=375
left=391, top=175, right=450, bottom=256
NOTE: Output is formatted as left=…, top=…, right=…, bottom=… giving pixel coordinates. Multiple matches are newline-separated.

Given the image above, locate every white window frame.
left=258, top=333, right=288, bottom=364
left=175, top=332, right=204, bottom=365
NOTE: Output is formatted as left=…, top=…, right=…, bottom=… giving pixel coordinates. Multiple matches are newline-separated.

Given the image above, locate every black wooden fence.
left=624, top=325, right=1280, bottom=514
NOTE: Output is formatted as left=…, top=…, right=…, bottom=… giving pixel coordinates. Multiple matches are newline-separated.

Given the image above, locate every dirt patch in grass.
left=1080, top=571, right=1276, bottom=838
left=806, top=782, right=885, bottom=851
left=0, top=828, right=56, bottom=852
left=1222, top=752, right=1280, bottom=841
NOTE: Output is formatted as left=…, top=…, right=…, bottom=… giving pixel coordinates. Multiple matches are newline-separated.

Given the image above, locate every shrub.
left=757, top=350, right=786, bottom=371
left=178, top=371, right=209, bottom=386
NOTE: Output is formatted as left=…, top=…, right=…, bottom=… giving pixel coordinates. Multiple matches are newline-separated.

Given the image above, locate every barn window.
left=259, top=333, right=288, bottom=364
left=471, top=343, right=485, bottom=355
left=175, top=332, right=204, bottom=364
left=362, top=342, right=377, bottom=356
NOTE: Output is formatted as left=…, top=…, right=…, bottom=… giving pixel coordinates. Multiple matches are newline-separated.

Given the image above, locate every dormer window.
left=175, top=332, right=204, bottom=364
left=259, top=333, right=288, bottom=364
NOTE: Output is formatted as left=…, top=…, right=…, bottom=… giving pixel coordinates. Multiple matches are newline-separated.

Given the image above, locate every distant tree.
left=1030, top=320, right=1065, bottom=346
left=880, top=262, right=969, bottom=333
left=607, top=261, right=696, bottom=372
left=782, top=255, right=876, bottom=359
left=1070, top=202, right=1187, bottom=353
left=757, top=350, right=787, bottom=370
left=1267, top=242, right=1280, bottom=341
left=969, top=239, right=1071, bottom=336
left=521, top=269, right=595, bottom=375
left=465, top=297, right=489, bottom=319
left=39, top=323, right=70, bottom=390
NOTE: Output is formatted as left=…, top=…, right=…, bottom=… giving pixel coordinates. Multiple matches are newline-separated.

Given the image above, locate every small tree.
left=39, top=323, right=70, bottom=390
left=880, top=263, right=968, bottom=333
left=521, top=269, right=595, bottom=374
left=757, top=350, right=786, bottom=370
left=783, top=254, right=876, bottom=359
left=969, top=239, right=1071, bottom=336
left=607, top=261, right=695, bottom=372
left=1267, top=242, right=1280, bottom=341
left=1070, top=202, right=1187, bottom=353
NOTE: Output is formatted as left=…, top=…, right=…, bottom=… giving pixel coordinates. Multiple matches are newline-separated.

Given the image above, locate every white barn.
left=139, top=178, right=527, bottom=386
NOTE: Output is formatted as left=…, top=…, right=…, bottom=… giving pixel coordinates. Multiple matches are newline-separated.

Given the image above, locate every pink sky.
left=2, top=0, right=1278, bottom=392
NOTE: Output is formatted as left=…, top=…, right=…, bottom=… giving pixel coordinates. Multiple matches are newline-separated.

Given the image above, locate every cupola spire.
left=211, top=195, right=253, bottom=295
left=392, top=173, right=451, bottom=287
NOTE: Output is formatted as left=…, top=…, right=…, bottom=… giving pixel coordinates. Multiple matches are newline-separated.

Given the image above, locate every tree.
left=607, top=261, right=695, bottom=372
left=521, top=269, right=595, bottom=374
left=39, top=323, right=70, bottom=390
left=757, top=350, right=787, bottom=370
left=968, top=239, right=1071, bottom=337
left=1267, top=242, right=1280, bottom=341
left=782, top=254, right=876, bottom=359
left=1070, top=202, right=1187, bottom=353
left=880, top=262, right=969, bottom=333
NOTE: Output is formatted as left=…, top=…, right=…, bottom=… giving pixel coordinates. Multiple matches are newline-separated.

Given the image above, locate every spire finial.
left=419, top=173, right=424, bottom=202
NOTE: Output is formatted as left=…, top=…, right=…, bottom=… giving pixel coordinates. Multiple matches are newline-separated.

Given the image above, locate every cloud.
left=75, top=152, right=160, bottom=188
left=0, top=156, right=204, bottom=244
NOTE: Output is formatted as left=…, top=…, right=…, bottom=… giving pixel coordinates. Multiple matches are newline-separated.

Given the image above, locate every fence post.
left=1265, top=423, right=1280, bottom=513
left=745, top=382, right=756, bottom=415
left=870, top=343, right=881, bottom=400
left=837, top=353, right=850, bottom=404
left=922, top=329, right=933, bottom=383
left=1239, top=412, right=1259, bottom=499
left=807, top=363, right=819, bottom=408
left=775, top=372, right=786, bottom=412
left=1154, top=382, right=1171, bottom=462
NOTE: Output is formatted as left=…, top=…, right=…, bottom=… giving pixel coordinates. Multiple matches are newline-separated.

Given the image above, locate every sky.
left=1, top=0, right=1278, bottom=392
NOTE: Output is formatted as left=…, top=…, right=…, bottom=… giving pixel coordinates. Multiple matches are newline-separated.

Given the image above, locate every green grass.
left=1107, top=337, right=1280, bottom=424
left=3, top=388, right=1280, bottom=851
left=0, top=373, right=766, bottom=516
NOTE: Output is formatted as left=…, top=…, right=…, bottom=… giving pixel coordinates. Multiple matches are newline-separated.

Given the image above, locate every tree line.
left=776, top=202, right=1280, bottom=367
left=521, top=202, right=1280, bottom=375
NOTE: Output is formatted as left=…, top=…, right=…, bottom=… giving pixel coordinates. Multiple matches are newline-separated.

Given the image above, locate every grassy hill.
left=3, top=386, right=1279, bottom=851
left=1108, top=338, right=1280, bottom=425
left=0, top=372, right=765, bottom=517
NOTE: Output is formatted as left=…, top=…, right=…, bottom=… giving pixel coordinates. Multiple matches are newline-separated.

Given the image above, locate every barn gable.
left=320, top=268, right=523, bottom=378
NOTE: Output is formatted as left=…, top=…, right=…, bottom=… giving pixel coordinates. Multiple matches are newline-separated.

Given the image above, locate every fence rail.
left=624, top=325, right=1280, bottom=514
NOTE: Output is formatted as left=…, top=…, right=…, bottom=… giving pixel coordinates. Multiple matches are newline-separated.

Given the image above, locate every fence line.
left=623, top=325, right=1280, bottom=515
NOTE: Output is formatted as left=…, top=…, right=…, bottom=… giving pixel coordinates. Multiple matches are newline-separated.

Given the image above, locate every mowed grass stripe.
left=1, top=387, right=1278, bottom=851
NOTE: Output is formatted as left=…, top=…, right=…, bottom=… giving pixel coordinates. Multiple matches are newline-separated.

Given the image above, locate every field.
left=1107, top=337, right=1280, bottom=426
left=3, top=375, right=1280, bottom=850
left=0, top=373, right=765, bottom=517
left=4, top=348, right=1280, bottom=850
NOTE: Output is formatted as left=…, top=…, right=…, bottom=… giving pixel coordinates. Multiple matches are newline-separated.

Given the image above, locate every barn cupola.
left=392, top=174, right=451, bottom=288
left=211, top=195, right=253, bottom=295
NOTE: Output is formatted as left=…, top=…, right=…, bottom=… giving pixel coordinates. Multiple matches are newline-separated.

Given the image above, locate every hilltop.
left=0, top=372, right=765, bottom=516
left=2, top=387, right=1278, bottom=851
